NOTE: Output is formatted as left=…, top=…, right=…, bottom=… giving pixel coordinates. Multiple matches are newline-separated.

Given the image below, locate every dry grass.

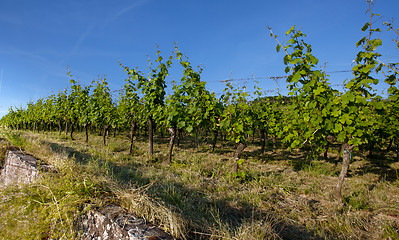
left=1, top=128, right=399, bottom=239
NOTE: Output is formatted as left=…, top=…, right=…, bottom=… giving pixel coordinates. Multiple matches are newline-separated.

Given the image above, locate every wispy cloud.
left=0, top=68, right=3, bottom=96
left=0, top=45, right=51, bottom=64
left=105, top=0, right=150, bottom=25
left=61, top=0, right=150, bottom=68
left=59, top=22, right=96, bottom=66
left=0, top=45, right=68, bottom=79
left=72, top=24, right=95, bottom=56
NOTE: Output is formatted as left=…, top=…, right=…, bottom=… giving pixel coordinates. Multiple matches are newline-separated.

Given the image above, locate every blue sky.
left=1, top=0, right=398, bottom=118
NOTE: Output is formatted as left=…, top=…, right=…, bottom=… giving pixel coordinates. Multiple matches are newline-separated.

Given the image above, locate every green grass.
left=1, top=128, right=399, bottom=239
left=0, top=156, right=114, bottom=239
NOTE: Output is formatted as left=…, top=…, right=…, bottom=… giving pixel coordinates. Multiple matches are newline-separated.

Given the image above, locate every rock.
left=0, top=150, right=53, bottom=186
left=0, top=151, right=174, bottom=239
left=77, top=204, right=175, bottom=240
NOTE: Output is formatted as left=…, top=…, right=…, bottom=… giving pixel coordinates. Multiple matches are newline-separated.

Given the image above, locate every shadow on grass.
left=41, top=140, right=93, bottom=164
left=41, top=139, right=324, bottom=240
left=245, top=146, right=304, bottom=163
left=355, top=151, right=399, bottom=182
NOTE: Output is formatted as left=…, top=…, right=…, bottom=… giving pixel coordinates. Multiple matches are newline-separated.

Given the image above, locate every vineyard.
left=1, top=2, right=399, bottom=239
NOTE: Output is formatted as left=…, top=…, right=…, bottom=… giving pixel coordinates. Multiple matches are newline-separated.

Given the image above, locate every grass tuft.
left=1, top=129, right=398, bottom=239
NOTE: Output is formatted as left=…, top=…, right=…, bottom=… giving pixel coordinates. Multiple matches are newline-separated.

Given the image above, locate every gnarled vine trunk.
left=148, top=116, right=154, bottom=159
left=212, top=130, right=218, bottom=152
left=41, top=120, right=45, bottom=133
left=334, top=143, right=354, bottom=201
left=70, top=121, right=76, bottom=140
left=167, top=127, right=176, bottom=165
left=129, top=120, right=137, bottom=155
left=233, top=142, right=246, bottom=173
left=176, top=128, right=182, bottom=146
left=272, top=136, right=277, bottom=152
left=58, top=119, right=62, bottom=135
left=387, top=137, right=393, bottom=151
left=103, top=125, right=109, bottom=146
left=64, top=121, right=68, bottom=136
left=195, top=128, right=199, bottom=148
left=367, top=141, right=375, bottom=158
left=84, top=123, right=89, bottom=143
left=260, top=129, right=266, bottom=156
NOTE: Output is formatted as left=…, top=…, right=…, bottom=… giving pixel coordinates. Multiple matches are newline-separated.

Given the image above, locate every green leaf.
left=291, top=140, right=300, bottom=148
left=347, top=93, right=355, bottom=103
left=372, top=101, right=383, bottom=110
left=237, top=159, right=244, bottom=165
left=313, top=87, right=324, bottom=95
left=361, top=65, right=371, bottom=74
left=341, top=94, right=349, bottom=105
left=356, top=37, right=367, bottom=47
left=355, top=96, right=367, bottom=104
left=308, top=101, right=317, bottom=109
left=308, top=55, right=319, bottom=65
left=286, top=25, right=296, bottom=35
left=177, top=121, right=185, bottom=129
left=361, top=23, right=370, bottom=32
left=337, top=132, right=345, bottom=142
left=331, top=108, right=341, bottom=117
left=291, top=72, right=301, bottom=83
left=346, top=118, right=353, bottom=125
left=346, top=81, right=354, bottom=89
left=186, top=125, right=193, bottom=133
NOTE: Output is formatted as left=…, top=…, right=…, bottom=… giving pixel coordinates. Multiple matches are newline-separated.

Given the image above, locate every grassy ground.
left=0, top=127, right=398, bottom=239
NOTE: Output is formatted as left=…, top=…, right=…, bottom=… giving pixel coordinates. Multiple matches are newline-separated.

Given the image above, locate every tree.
left=163, top=82, right=184, bottom=164
left=54, top=89, right=68, bottom=135
left=269, top=25, right=339, bottom=158
left=43, top=94, right=56, bottom=132
left=268, top=1, right=383, bottom=201
left=66, top=69, right=83, bottom=140
left=220, top=82, right=253, bottom=173
left=119, top=66, right=143, bottom=154
left=382, top=19, right=399, bottom=159
left=90, top=77, right=115, bottom=146
left=76, top=84, right=91, bottom=143
left=331, top=1, right=384, bottom=200
left=122, top=48, right=172, bottom=159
